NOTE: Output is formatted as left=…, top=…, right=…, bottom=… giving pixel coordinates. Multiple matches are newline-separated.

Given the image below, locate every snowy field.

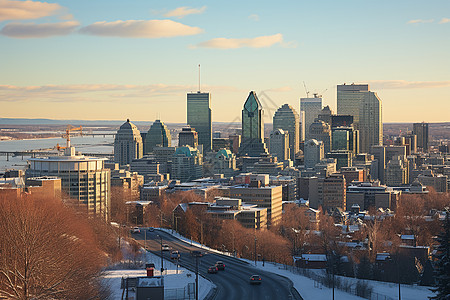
left=102, top=242, right=214, bottom=300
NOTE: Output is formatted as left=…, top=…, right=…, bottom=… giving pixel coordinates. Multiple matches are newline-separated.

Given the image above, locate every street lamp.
left=254, top=236, right=257, bottom=266
left=156, top=234, right=164, bottom=275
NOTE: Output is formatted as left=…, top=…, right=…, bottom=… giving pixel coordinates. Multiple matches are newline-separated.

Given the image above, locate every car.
left=131, top=227, right=140, bottom=234
left=170, top=250, right=180, bottom=260
left=207, top=266, right=218, bottom=274
left=250, top=275, right=262, bottom=285
left=215, top=261, right=225, bottom=270
left=162, top=244, right=170, bottom=251
left=191, top=250, right=203, bottom=257
left=148, top=227, right=155, bottom=232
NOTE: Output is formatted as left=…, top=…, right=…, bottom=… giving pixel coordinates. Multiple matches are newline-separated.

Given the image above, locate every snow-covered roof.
left=401, top=235, right=415, bottom=240
left=299, top=254, right=327, bottom=261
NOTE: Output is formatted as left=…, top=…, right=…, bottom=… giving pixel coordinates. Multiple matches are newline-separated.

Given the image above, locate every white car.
left=131, top=227, right=140, bottom=234
left=162, top=244, right=171, bottom=251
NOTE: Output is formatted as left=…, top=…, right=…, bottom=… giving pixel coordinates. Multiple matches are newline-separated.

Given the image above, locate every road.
left=132, top=228, right=302, bottom=300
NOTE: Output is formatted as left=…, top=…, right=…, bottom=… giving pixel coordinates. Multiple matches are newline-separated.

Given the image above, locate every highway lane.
left=132, top=229, right=302, bottom=300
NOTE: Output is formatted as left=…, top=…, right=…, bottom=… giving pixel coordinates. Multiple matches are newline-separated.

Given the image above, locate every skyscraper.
left=337, top=84, right=382, bottom=153
left=300, top=94, right=322, bottom=140
left=178, top=125, right=198, bottom=148
left=304, top=139, right=324, bottom=168
left=269, top=129, right=290, bottom=162
left=114, top=119, right=143, bottom=166
left=238, top=91, right=268, bottom=157
left=273, top=104, right=300, bottom=160
left=187, top=92, right=212, bottom=152
left=309, top=120, right=332, bottom=154
left=413, top=122, right=429, bottom=152
left=145, top=119, right=171, bottom=154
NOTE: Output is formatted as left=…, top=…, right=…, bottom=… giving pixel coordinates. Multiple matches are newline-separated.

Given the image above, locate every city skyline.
left=1, top=0, right=450, bottom=123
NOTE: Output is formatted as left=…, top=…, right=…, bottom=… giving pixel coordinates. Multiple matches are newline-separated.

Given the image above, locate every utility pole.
left=144, top=229, right=147, bottom=250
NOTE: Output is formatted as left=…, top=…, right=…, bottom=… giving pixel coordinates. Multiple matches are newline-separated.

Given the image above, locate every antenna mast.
left=198, top=64, right=201, bottom=92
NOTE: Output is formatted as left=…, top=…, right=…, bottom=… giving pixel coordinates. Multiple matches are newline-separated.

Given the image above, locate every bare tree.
left=0, top=194, right=107, bottom=299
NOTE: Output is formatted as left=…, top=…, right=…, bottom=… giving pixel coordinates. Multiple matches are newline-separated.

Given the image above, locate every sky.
left=1, top=0, right=449, bottom=123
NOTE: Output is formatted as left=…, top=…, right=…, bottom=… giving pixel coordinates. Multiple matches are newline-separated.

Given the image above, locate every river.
left=0, top=134, right=114, bottom=171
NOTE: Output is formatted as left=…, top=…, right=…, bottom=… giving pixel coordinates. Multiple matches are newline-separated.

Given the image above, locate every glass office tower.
left=187, top=92, right=212, bottom=152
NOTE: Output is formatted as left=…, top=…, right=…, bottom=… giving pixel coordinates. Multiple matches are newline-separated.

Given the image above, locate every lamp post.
left=254, top=236, right=257, bottom=266
left=195, top=255, right=199, bottom=300
left=157, top=234, right=164, bottom=275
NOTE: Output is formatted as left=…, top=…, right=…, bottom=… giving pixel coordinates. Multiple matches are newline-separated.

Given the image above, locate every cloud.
left=0, top=83, right=239, bottom=102
left=366, top=80, right=450, bottom=89
left=248, top=14, right=259, bottom=21
left=0, top=21, right=79, bottom=38
left=263, top=86, right=292, bottom=92
left=407, top=19, right=434, bottom=24
left=0, top=0, right=63, bottom=21
left=439, top=18, right=450, bottom=24
left=196, top=33, right=283, bottom=49
left=79, top=19, right=203, bottom=38
left=164, top=6, right=206, bottom=18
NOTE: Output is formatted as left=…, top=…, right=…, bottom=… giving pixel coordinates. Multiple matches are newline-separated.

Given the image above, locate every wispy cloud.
left=0, top=84, right=239, bottom=102
left=0, top=21, right=79, bottom=38
left=263, top=86, right=292, bottom=92
left=407, top=19, right=434, bottom=24
left=0, top=0, right=62, bottom=21
left=367, top=80, right=450, bottom=89
left=164, top=6, right=206, bottom=18
left=439, top=18, right=450, bottom=24
left=195, top=33, right=283, bottom=49
left=248, top=14, right=260, bottom=21
left=79, top=20, right=203, bottom=38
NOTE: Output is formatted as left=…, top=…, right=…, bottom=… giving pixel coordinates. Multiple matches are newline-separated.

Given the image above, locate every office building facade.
left=145, top=119, right=171, bottom=154
left=239, top=91, right=268, bottom=157
left=187, top=92, right=212, bottom=152
left=413, top=122, right=429, bottom=152
left=300, top=95, right=322, bottom=140
left=337, top=84, right=382, bottom=153
left=273, top=104, right=300, bottom=160
left=114, top=119, right=143, bottom=166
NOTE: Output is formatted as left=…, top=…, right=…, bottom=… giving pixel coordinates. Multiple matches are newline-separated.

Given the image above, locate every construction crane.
left=56, top=125, right=83, bottom=151
left=303, top=81, right=310, bottom=98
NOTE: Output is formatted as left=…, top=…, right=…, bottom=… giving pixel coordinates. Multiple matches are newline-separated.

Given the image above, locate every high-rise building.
left=178, top=126, right=198, bottom=148
left=319, top=174, right=346, bottom=212
left=309, top=120, right=332, bottom=154
left=337, top=84, right=382, bottom=153
left=273, top=104, right=300, bottom=160
left=145, top=119, right=171, bottom=154
left=269, top=129, right=290, bottom=162
left=171, top=146, right=203, bottom=182
left=385, top=156, right=408, bottom=186
left=413, top=122, right=429, bottom=152
left=238, top=91, right=268, bottom=157
left=187, top=92, right=212, bottom=152
left=304, top=139, right=324, bottom=168
left=27, top=145, right=110, bottom=219
left=300, top=94, right=322, bottom=140
left=213, top=149, right=238, bottom=177
left=114, top=119, right=143, bottom=166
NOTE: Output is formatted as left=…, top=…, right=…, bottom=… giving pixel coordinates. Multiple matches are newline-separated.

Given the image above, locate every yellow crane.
left=56, top=125, right=83, bottom=151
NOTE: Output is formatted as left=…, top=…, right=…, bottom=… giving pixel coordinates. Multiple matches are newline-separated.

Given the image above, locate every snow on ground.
left=102, top=240, right=214, bottom=300
left=244, top=259, right=434, bottom=300
left=158, top=228, right=435, bottom=300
